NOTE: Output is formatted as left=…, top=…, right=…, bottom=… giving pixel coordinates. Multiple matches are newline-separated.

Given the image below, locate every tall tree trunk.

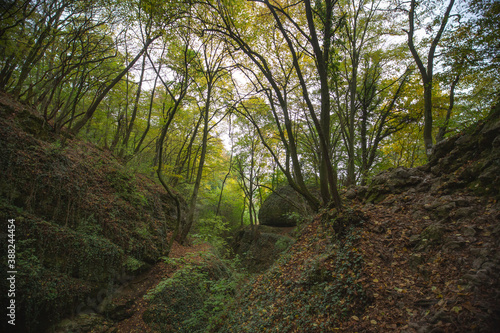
left=134, top=72, right=159, bottom=154
left=436, top=72, right=460, bottom=142
left=121, top=52, right=147, bottom=157
left=11, top=4, right=66, bottom=98
left=216, top=146, right=233, bottom=216
left=422, top=81, right=434, bottom=155
left=406, top=0, right=455, bottom=157
left=178, top=85, right=212, bottom=244
left=156, top=120, right=183, bottom=257
left=347, top=54, right=358, bottom=186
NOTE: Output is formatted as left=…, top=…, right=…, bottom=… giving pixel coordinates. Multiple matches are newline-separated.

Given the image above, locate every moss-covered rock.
left=363, top=99, right=500, bottom=203
left=428, top=100, right=500, bottom=198
left=51, top=313, right=110, bottom=333
left=364, top=166, right=428, bottom=203
left=231, top=225, right=295, bottom=273
left=258, top=185, right=312, bottom=227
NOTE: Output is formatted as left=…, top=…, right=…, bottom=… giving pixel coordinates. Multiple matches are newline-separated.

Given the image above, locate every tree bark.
left=436, top=72, right=460, bottom=142
left=121, top=52, right=147, bottom=157
left=406, top=0, right=456, bottom=157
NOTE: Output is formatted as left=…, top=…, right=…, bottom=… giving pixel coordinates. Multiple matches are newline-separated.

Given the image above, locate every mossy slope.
left=0, top=92, right=179, bottom=332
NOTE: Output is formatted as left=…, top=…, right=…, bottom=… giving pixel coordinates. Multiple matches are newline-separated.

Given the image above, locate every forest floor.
left=341, top=194, right=499, bottom=332
left=98, top=241, right=212, bottom=333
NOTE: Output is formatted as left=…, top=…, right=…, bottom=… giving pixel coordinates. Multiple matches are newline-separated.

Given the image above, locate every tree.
left=403, top=0, right=456, bottom=157
left=232, top=109, right=271, bottom=228
left=336, top=0, right=383, bottom=186
left=436, top=0, right=500, bottom=136
left=356, top=54, right=411, bottom=184
left=153, top=31, right=196, bottom=252
left=202, top=0, right=343, bottom=210
left=332, top=0, right=412, bottom=185
left=178, top=34, right=233, bottom=244
left=70, top=35, right=160, bottom=134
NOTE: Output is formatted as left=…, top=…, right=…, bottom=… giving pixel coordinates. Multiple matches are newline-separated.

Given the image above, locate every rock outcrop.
left=231, top=225, right=295, bottom=273
left=258, top=185, right=312, bottom=227
left=221, top=100, right=500, bottom=333
left=427, top=101, right=500, bottom=198
left=360, top=98, right=500, bottom=203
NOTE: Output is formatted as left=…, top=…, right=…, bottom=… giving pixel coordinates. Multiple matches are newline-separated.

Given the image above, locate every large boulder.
left=258, top=185, right=311, bottom=227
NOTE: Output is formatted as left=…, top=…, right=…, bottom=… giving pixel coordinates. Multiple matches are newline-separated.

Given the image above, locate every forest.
left=0, top=0, right=499, bottom=332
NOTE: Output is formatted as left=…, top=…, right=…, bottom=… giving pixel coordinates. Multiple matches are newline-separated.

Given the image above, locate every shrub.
left=143, top=252, right=242, bottom=332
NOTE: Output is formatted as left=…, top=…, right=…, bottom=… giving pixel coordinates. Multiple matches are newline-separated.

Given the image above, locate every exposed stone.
left=481, top=261, right=496, bottom=271
left=430, top=310, right=452, bottom=324
left=231, top=226, right=295, bottom=273
left=421, top=224, right=445, bottom=244
left=416, top=325, right=434, bottom=333
left=473, top=258, right=485, bottom=269
left=453, top=196, right=475, bottom=207
left=258, top=185, right=313, bottom=227
left=463, top=226, right=476, bottom=237
left=420, top=102, right=500, bottom=199
left=345, top=187, right=357, bottom=199
left=409, top=253, right=424, bottom=270
left=434, top=202, right=456, bottom=219
left=444, top=240, right=465, bottom=251
left=423, top=201, right=441, bottom=211
left=451, top=207, right=477, bottom=220
left=365, top=166, right=429, bottom=203
left=52, top=313, right=107, bottom=333
left=409, top=234, right=421, bottom=246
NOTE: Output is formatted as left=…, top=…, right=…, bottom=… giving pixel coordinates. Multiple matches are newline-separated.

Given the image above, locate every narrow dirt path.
left=102, top=242, right=212, bottom=333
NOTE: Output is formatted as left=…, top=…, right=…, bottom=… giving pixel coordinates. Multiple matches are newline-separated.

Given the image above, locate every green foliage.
left=105, top=169, right=149, bottom=207
left=124, top=256, right=145, bottom=272
left=274, top=236, right=294, bottom=252
left=31, top=219, right=125, bottom=282
left=0, top=208, right=95, bottom=331
left=76, top=214, right=102, bottom=235
left=326, top=208, right=366, bottom=238
left=259, top=186, right=311, bottom=227
left=161, top=256, right=187, bottom=269
left=192, top=215, right=230, bottom=253
left=144, top=252, right=243, bottom=332
left=1, top=0, right=499, bottom=331
left=0, top=112, right=181, bottom=331
left=285, top=211, right=306, bottom=226
left=44, top=140, right=66, bottom=155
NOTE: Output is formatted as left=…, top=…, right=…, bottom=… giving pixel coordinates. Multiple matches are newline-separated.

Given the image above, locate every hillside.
left=0, top=91, right=182, bottom=332
left=214, top=102, right=500, bottom=332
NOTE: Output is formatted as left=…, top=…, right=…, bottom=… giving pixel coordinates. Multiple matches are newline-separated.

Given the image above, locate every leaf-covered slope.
left=0, top=91, right=180, bottom=332
left=217, top=103, right=500, bottom=332
left=217, top=210, right=369, bottom=332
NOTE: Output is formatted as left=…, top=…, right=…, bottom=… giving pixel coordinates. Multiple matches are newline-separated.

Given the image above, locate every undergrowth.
left=143, top=251, right=244, bottom=333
